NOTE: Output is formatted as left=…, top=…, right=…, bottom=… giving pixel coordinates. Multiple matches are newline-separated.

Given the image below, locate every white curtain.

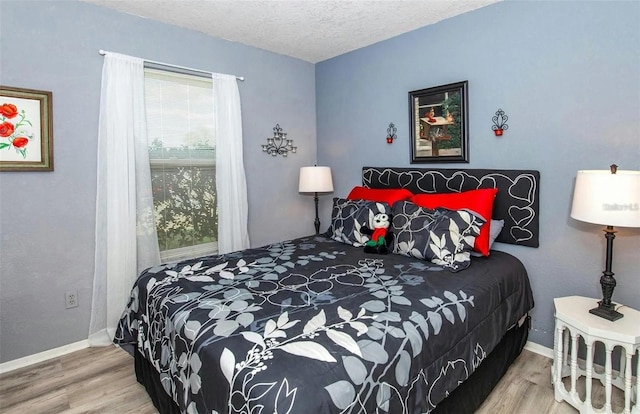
left=89, top=53, right=161, bottom=346
left=213, top=74, right=250, bottom=254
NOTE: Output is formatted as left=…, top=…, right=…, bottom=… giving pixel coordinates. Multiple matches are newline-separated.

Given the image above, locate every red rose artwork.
left=12, top=137, right=29, bottom=148
left=0, top=121, right=15, bottom=137
left=0, top=103, right=18, bottom=119
left=0, top=101, right=32, bottom=158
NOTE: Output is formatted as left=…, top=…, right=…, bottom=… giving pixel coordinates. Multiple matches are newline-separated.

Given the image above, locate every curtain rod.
left=98, top=49, right=244, bottom=81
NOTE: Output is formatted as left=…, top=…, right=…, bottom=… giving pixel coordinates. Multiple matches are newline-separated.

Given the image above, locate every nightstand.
left=552, top=296, right=640, bottom=414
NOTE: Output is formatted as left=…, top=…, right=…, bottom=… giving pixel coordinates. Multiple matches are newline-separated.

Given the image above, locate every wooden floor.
left=0, top=345, right=626, bottom=413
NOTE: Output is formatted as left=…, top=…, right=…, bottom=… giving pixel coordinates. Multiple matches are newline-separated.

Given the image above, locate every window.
left=144, top=68, right=217, bottom=262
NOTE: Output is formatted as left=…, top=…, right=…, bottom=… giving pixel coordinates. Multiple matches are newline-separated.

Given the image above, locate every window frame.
left=144, top=67, right=218, bottom=262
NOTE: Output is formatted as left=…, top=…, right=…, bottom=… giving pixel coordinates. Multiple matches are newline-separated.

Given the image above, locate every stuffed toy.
left=362, top=213, right=392, bottom=254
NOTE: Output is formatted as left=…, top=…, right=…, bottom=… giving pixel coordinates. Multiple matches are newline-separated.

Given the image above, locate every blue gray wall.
left=0, top=1, right=316, bottom=363
left=1, top=0, right=639, bottom=364
left=317, top=1, right=640, bottom=348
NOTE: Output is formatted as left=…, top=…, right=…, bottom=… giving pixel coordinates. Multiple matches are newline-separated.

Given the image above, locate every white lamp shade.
left=570, top=169, right=640, bottom=227
left=299, top=166, right=334, bottom=193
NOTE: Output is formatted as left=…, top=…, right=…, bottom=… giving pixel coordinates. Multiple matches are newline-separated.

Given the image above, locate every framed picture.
left=0, top=86, right=53, bottom=171
left=409, top=80, right=468, bottom=163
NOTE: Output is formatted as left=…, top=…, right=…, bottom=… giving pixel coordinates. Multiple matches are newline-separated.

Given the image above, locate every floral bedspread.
left=114, top=235, right=533, bottom=414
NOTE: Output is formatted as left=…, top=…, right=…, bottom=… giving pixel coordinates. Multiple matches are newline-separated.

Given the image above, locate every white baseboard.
left=524, top=340, right=554, bottom=359
left=0, top=339, right=554, bottom=375
left=0, top=339, right=89, bottom=374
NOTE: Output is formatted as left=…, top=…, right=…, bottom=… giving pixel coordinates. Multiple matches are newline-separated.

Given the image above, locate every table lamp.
left=299, top=166, right=334, bottom=235
left=570, top=165, right=640, bottom=321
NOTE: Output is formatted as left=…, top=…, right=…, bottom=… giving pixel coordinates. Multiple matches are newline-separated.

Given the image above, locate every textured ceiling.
left=81, top=0, right=500, bottom=63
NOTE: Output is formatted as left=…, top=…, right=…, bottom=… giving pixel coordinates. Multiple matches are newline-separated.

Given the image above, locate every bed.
left=114, top=166, right=540, bottom=414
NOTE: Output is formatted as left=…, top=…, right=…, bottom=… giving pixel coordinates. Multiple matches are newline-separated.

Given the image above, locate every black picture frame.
left=409, top=81, right=468, bottom=163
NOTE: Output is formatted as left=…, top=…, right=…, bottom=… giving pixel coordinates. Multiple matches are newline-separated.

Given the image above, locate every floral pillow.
left=411, top=188, right=498, bottom=256
left=390, top=201, right=485, bottom=272
left=329, top=198, right=391, bottom=247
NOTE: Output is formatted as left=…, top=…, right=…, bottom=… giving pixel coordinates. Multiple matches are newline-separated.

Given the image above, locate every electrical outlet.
left=65, top=290, right=78, bottom=309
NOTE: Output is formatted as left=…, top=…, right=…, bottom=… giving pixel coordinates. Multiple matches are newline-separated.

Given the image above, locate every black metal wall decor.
left=262, top=124, right=297, bottom=156
left=386, top=122, right=397, bottom=144
left=492, top=109, right=509, bottom=136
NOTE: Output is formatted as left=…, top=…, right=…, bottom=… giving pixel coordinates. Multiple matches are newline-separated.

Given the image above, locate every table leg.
left=570, top=331, right=579, bottom=399
left=554, top=323, right=565, bottom=402
left=605, top=343, right=613, bottom=413
left=633, top=349, right=639, bottom=414
left=585, top=340, right=593, bottom=409
left=564, top=328, right=570, bottom=371
left=623, top=348, right=631, bottom=414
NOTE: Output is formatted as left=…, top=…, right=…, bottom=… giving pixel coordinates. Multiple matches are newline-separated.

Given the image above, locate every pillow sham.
left=347, top=186, right=414, bottom=206
left=329, top=197, right=391, bottom=247
left=410, top=188, right=498, bottom=256
left=391, top=201, right=485, bottom=272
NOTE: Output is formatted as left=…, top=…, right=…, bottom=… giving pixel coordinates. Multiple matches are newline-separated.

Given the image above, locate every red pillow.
left=411, top=188, right=498, bottom=256
left=347, top=186, right=414, bottom=206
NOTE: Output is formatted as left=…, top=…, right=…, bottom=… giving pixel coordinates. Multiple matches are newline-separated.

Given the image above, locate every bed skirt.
left=134, top=315, right=530, bottom=414
left=432, top=315, right=530, bottom=413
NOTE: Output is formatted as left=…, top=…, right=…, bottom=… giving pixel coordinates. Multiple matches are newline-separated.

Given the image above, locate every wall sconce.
left=491, top=109, right=509, bottom=136
left=262, top=123, right=297, bottom=156
left=386, top=122, right=397, bottom=144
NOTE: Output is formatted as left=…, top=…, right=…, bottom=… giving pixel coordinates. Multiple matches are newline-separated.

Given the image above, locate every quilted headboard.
left=362, top=166, right=540, bottom=247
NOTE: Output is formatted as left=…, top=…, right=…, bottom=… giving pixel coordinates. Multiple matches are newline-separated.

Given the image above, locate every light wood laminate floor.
left=0, top=345, right=626, bottom=413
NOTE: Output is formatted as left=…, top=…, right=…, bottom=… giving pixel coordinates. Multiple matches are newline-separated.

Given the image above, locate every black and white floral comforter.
left=114, top=235, right=533, bottom=414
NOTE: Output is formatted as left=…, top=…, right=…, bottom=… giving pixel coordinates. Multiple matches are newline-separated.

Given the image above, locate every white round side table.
left=552, top=296, right=640, bottom=414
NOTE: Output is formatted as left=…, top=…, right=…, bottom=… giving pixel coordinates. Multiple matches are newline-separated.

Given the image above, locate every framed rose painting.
left=0, top=86, right=53, bottom=171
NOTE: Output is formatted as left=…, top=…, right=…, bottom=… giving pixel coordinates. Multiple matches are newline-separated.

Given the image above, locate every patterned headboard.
left=362, top=166, right=540, bottom=247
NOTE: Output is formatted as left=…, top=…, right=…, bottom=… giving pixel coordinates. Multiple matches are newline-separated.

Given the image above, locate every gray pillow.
left=471, top=219, right=504, bottom=257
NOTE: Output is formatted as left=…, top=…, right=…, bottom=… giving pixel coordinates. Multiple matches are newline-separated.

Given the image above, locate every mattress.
left=114, top=234, right=534, bottom=413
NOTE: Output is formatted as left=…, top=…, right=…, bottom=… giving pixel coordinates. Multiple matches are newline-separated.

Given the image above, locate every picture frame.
left=409, top=80, right=468, bottom=163
left=0, top=86, right=53, bottom=171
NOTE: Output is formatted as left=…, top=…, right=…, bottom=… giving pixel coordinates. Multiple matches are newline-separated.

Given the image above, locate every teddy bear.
left=361, top=213, right=392, bottom=254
